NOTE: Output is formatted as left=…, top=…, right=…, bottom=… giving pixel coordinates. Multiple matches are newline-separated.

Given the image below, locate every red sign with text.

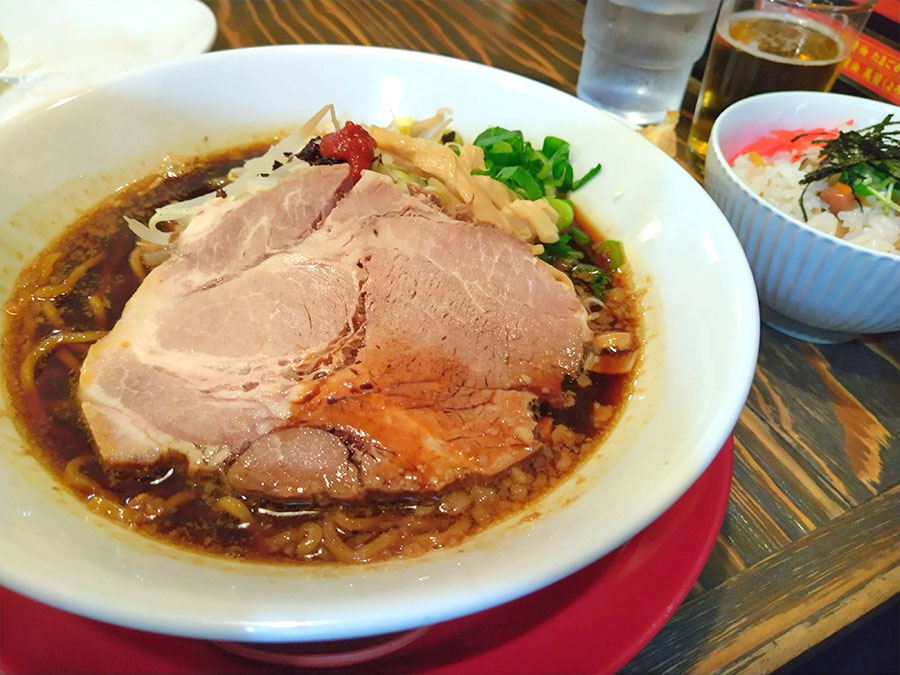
left=842, top=32, right=900, bottom=103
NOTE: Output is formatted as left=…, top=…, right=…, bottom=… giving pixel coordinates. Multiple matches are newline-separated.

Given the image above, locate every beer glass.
left=688, top=0, right=876, bottom=162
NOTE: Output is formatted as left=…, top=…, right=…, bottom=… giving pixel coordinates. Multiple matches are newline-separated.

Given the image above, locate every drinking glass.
left=576, top=0, right=722, bottom=126
left=688, top=0, right=876, bottom=162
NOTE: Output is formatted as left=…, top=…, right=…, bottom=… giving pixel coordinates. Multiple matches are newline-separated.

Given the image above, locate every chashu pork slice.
left=284, top=172, right=592, bottom=492
left=79, top=164, right=591, bottom=500
left=79, top=164, right=357, bottom=473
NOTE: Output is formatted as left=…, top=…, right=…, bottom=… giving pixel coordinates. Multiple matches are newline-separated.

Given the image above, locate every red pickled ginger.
left=727, top=120, right=853, bottom=165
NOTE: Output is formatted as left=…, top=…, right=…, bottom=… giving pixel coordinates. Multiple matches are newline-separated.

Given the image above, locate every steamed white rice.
left=732, top=149, right=900, bottom=256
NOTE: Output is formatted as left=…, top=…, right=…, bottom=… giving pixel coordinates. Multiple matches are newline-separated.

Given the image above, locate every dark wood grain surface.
left=203, top=2, right=900, bottom=672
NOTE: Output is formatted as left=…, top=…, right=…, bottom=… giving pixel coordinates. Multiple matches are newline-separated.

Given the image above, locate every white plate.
left=0, top=0, right=216, bottom=123
left=0, top=45, right=759, bottom=643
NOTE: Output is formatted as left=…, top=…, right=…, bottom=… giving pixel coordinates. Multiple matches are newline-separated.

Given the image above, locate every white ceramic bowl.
left=704, top=91, right=900, bottom=343
left=0, top=45, right=758, bottom=642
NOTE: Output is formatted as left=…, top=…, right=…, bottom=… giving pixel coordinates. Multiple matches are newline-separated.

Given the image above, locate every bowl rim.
left=708, top=90, right=900, bottom=263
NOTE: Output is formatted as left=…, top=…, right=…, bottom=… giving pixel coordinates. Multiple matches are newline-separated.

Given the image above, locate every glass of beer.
left=688, top=0, right=875, bottom=162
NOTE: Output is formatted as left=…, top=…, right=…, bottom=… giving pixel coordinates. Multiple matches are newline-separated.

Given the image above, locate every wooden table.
left=202, top=2, right=900, bottom=672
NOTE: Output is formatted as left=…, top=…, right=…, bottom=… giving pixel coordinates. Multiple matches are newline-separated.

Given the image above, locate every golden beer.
left=689, top=10, right=846, bottom=160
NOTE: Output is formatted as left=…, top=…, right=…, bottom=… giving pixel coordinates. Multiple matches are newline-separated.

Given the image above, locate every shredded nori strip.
left=796, top=115, right=900, bottom=220
left=296, top=137, right=323, bottom=163
left=295, top=137, right=348, bottom=167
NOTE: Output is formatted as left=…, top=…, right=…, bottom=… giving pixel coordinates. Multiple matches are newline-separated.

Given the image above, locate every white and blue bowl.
left=705, top=90, right=900, bottom=343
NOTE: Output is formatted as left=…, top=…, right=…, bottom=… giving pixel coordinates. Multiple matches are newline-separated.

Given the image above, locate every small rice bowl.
left=732, top=148, right=899, bottom=256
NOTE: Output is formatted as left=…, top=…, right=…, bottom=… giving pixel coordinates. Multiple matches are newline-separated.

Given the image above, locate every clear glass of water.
left=576, top=0, right=722, bottom=126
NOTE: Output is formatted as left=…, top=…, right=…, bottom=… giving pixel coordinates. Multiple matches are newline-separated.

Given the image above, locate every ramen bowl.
left=704, top=91, right=900, bottom=343
left=0, top=45, right=758, bottom=642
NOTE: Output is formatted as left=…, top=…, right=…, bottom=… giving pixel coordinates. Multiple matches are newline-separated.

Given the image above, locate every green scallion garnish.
left=472, top=127, right=601, bottom=201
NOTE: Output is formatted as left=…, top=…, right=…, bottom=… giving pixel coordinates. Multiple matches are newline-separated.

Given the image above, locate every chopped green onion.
left=495, top=165, right=544, bottom=200
left=539, top=235, right=583, bottom=262
left=472, top=126, right=603, bottom=205
left=572, top=163, right=603, bottom=191
left=593, top=239, right=624, bottom=269
left=547, top=198, right=574, bottom=231
left=591, top=275, right=609, bottom=298
left=528, top=151, right=552, bottom=181
left=571, top=263, right=605, bottom=282
left=569, top=226, right=590, bottom=246
left=571, top=264, right=611, bottom=298
left=542, top=136, right=569, bottom=160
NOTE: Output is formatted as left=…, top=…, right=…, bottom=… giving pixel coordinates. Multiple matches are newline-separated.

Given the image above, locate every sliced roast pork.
left=79, top=164, right=591, bottom=499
